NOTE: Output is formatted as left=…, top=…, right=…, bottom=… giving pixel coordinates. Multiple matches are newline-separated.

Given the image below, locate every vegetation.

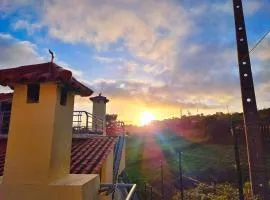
left=125, top=108, right=270, bottom=199
left=172, top=182, right=257, bottom=200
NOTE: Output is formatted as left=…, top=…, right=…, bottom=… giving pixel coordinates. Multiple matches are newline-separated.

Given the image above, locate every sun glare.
left=140, top=111, right=155, bottom=126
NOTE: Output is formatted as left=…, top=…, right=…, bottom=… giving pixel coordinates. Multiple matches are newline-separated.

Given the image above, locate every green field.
left=126, top=131, right=251, bottom=187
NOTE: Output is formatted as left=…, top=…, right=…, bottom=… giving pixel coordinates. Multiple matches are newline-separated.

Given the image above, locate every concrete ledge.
left=0, top=174, right=100, bottom=200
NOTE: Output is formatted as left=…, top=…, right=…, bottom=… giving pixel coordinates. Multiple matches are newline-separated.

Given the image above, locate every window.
left=60, top=87, right=68, bottom=106
left=27, top=84, right=40, bottom=103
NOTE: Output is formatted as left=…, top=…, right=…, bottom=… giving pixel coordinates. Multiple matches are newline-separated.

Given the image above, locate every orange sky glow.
left=74, top=96, right=249, bottom=125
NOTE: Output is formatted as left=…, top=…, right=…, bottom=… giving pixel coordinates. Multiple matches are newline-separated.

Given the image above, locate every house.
left=0, top=62, right=130, bottom=200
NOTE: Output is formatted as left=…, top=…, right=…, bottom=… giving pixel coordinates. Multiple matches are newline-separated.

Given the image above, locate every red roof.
left=0, top=93, right=13, bottom=103
left=0, top=62, right=93, bottom=97
left=0, top=136, right=117, bottom=176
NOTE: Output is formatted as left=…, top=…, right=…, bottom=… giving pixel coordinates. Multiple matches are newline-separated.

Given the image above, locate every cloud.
left=0, top=33, right=13, bottom=40
left=35, top=0, right=267, bottom=112
left=243, top=0, right=264, bottom=15
left=93, top=56, right=122, bottom=64
left=117, top=60, right=137, bottom=76
left=87, top=78, right=234, bottom=111
left=0, top=0, right=38, bottom=13
left=1, top=0, right=269, bottom=118
left=0, top=33, right=83, bottom=79
left=41, top=0, right=192, bottom=59
left=0, top=33, right=44, bottom=68
left=211, top=0, right=263, bottom=15
left=12, top=20, right=42, bottom=34
left=252, top=34, right=270, bottom=86
left=254, top=34, right=270, bottom=61
left=55, top=60, right=83, bottom=78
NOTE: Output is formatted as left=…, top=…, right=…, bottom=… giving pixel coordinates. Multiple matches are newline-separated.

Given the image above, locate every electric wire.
left=249, top=30, right=270, bottom=55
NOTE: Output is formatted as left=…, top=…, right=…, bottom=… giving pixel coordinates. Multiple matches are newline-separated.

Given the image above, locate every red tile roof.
left=0, top=62, right=93, bottom=97
left=0, top=136, right=117, bottom=176
left=0, top=93, right=13, bottom=103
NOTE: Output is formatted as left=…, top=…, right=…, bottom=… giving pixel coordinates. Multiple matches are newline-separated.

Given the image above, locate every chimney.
left=90, top=93, right=109, bottom=135
left=0, top=63, right=99, bottom=200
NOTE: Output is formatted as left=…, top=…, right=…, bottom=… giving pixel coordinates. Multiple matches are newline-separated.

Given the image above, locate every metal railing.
left=106, top=121, right=125, bottom=136
left=72, top=111, right=105, bottom=134
left=100, top=183, right=137, bottom=200
left=0, top=111, right=11, bottom=135
left=119, top=171, right=141, bottom=200
left=0, top=110, right=106, bottom=135
left=234, top=122, right=270, bottom=144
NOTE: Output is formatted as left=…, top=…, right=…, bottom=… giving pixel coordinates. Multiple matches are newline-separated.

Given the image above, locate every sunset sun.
left=140, top=111, right=155, bottom=126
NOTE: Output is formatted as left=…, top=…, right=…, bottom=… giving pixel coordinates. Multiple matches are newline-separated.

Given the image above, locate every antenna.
left=100, top=81, right=105, bottom=96
left=49, top=49, right=54, bottom=63
left=226, top=105, right=230, bottom=115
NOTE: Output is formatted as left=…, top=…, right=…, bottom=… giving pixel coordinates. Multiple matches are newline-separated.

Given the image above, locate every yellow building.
left=0, top=62, right=127, bottom=200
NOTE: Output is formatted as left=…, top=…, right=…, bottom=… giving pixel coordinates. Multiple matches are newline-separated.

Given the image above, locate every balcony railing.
left=0, top=110, right=105, bottom=136
left=73, top=111, right=105, bottom=135
left=100, top=183, right=137, bottom=200
left=0, top=111, right=11, bottom=135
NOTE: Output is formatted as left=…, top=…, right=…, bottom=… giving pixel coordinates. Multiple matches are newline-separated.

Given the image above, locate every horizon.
left=0, top=0, right=269, bottom=125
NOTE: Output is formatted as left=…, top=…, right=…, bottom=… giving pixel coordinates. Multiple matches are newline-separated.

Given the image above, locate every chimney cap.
left=90, top=93, right=109, bottom=103
left=0, top=62, right=93, bottom=97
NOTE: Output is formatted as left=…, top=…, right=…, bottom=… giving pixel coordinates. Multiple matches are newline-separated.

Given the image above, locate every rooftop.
left=0, top=136, right=117, bottom=176
left=0, top=62, right=93, bottom=97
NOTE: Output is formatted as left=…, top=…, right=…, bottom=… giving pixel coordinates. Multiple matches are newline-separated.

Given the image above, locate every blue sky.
left=0, top=0, right=269, bottom=124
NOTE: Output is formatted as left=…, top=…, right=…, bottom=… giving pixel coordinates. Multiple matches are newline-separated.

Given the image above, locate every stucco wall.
left=0, top=174, right=100, bottom=200
left=101, top=151, right=113, bottom=183
left=3, top=83, right=74, bottom=184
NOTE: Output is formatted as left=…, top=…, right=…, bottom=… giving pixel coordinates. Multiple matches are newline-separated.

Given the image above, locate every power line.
left=235, top=29, right=270, bottom=68
left=232, top=29, right=270, bottom=72
left=249, top=30, right=270, bottom=55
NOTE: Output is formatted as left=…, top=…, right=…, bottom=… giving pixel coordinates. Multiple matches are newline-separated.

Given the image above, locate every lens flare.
left=140, top=111, right=155, bottom=126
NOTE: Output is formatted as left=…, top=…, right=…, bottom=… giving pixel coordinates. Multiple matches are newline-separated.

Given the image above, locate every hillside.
left=126, top=108, right=270, bottom=144
left=125, top=108, right=270, bottom=199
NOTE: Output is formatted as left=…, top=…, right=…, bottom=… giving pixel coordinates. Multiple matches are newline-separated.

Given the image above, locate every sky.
left=0, top=0, right=269, bottom=125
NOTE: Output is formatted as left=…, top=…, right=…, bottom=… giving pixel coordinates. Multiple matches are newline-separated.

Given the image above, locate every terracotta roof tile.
left=0, top=136, right=117, bottom=176
left=0, top=62, right=93, bottom=97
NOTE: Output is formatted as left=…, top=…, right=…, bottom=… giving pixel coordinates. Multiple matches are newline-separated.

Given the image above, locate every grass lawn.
left=126, top=131, right=251, bottom=186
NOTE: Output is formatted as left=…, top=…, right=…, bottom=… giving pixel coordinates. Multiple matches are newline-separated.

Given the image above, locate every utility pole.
left=160, top=161, right=165, bottom=200
left=231, top=124, right=244, bottom=200
left=232, top=0, right=269, bottom=198
left=178, top=152, right=184, bottom=200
